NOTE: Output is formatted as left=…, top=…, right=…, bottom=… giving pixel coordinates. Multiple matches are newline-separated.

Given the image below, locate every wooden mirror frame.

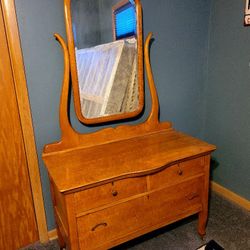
left=64, top=0, right=144, bottom=124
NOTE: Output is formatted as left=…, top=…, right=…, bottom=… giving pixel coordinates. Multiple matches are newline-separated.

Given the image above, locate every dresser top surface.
left=43, top=129, right=215, bottom=193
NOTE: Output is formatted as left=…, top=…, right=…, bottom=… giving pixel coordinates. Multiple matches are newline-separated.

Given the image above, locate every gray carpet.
left=21, top=192, right=250, bottom=250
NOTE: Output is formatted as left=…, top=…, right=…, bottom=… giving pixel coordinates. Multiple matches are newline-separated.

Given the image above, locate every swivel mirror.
left=64, top=0, right=144, bottom=124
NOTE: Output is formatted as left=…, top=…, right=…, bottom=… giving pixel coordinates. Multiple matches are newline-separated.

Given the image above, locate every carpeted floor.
left=20, top=192, right=250, bottom=250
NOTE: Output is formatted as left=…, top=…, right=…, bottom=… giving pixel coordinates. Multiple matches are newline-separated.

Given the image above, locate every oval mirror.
left=64, top=0, right=144, bottom=124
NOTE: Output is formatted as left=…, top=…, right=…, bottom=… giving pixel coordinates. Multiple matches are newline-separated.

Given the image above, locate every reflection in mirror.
left=71, top=0, right=140, bottom=119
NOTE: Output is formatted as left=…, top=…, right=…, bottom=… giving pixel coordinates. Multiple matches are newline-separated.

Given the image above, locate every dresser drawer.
left=74, top=176, right=147, bottom=214
left=77, top=196, right=149, bottom=250
left=77, top=177, right=202, bottom=250
left=147, top=176, right=203, bottom=224
left=149, top=157, right=204, bottom=190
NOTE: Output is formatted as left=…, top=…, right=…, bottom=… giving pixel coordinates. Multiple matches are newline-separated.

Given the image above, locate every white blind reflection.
left=75, top=38, right=138, bottom=118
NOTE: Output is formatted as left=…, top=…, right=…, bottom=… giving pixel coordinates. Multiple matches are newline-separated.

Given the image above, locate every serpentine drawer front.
left=77, top=177, right=202, bottom=250
left=149, top=156, right=205, bottom=190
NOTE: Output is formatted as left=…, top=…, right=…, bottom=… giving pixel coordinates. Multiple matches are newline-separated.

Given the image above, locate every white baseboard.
left=210, top=181, right=250, bottom=211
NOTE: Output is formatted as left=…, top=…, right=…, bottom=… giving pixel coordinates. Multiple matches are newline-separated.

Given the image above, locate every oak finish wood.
left=1, top=0, right=48, bottom=242
left=64, top=0, right=144, bottom=124
left=43, top=28, right=215, bottom=249
left=198, top=155, right=210, bottom=237
left=74, top=177, right=147, bottom=213
left=0, top=3, right=38, bottom=248
left=46, top=154, right=212, bottom=250
left=49, top=179, right=68, bottom=248
left=44, top=130, right=214, bottom=194
left=77, top=196, right=149, bottom=249
left=49, top=180, right=250, bottom=241
left=148, top=157, right=204, bottom=190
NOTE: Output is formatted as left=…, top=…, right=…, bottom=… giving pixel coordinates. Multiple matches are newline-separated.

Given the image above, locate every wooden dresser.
left=43, top=130, right=215, bottom=250
left=42, top=32, right=216, bottom=249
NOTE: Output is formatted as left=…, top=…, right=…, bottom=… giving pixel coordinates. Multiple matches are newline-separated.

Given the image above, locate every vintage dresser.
left=42, top=1, right=216, bottom=249
left=43, top=130, right=215, bottom=249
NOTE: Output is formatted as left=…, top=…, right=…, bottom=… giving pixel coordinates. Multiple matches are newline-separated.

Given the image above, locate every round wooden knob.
left=178, top=169, right=183, bottom=175
left=112, top=190, right=118, bottom=197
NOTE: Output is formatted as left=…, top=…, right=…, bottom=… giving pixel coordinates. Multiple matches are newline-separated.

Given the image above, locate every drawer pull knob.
left=91, top=222, right=107, bottom=231
left=112, top=190, right=118, bottom=197
left=186, top=192, right=199, bottom=200
left=178, top=169, right=183, bottom=175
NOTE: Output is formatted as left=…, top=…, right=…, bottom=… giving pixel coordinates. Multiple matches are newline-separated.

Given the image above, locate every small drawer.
left=77, top=196, right=148, bottom=250
left=149, top=157, right=204, bottom=190
left=74, top=176, right=147, bottom=214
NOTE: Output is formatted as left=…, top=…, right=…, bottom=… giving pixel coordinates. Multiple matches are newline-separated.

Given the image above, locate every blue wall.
left=15, top=0, right=211, bottom=230
left=142, top=0, right=211, bottom=136
left=203, top=0, right=250, bottom=200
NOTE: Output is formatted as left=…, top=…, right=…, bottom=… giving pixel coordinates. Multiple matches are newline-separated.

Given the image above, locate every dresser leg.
left=198, top=155, right=210, bottom=238
left=198, top=210, right=207, bottom=238
left=57, top=226, right=66, bottom=249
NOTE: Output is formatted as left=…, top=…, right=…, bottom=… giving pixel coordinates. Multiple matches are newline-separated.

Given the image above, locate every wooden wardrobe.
left=0, top=0, right=47, bottom=248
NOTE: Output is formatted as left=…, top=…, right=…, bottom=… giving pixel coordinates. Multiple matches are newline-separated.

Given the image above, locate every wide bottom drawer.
left=77, top=177, right=203, bottom=250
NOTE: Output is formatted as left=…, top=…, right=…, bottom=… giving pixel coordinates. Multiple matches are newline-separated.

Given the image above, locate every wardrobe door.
left=0, top=4, right=39, bottom=249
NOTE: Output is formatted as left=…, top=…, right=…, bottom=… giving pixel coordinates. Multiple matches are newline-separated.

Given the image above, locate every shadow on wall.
left=210, top=157, right=220, bottom=180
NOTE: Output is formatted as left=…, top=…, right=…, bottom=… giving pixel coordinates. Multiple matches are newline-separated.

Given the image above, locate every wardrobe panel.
left=0, top=4, right=39, bottom=249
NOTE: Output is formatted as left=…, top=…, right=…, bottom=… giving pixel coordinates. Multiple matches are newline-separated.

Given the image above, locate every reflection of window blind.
left=115, top=3, right=136, bottom=39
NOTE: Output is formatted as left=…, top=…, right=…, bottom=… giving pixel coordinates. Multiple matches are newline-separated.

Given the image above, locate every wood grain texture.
left=64, top=0, right=144, bottom=124
left=77, top=196, right=149, bottom=249
left=44, top=130, right=215, bottom=193
left=65, top=194, right=79, bottom=249
left=77, top=177, right=202, bottom=250
left=49, top=179, right=67, bottom=249
left=1, top=0, right=48, bottom=242
left=149, top=157, right=204, bottom=190
left=0, top=4, right=38, bottom=248
left=75, top=176, right=147, bottom=213
left=93, top=208, right=200, bottom=250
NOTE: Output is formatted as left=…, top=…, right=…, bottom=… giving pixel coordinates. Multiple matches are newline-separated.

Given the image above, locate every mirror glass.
left=69, top=0, right=143, bottom=120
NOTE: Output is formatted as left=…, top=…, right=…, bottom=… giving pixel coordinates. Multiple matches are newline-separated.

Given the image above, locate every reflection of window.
left=113, top=0, right=136, bottom=40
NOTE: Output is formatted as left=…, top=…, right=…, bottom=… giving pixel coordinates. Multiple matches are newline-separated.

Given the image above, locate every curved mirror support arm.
left=43, top=33, right=171, bottom=154
left=54, top=34, right=75, bottom=140
left=144, top=32, right=160, bottom=126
